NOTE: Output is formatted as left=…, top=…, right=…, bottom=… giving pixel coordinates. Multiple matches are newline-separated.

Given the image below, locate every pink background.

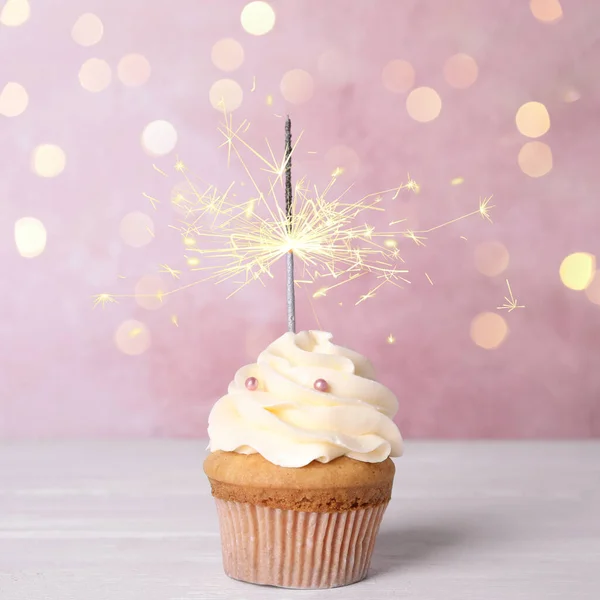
left=2, top=0, right=599, bottom=439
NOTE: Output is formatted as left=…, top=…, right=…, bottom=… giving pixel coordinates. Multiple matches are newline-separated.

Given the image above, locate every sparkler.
left=285, top=116, right=295, bottom=333
left=93, top=111, right=495, bottom=324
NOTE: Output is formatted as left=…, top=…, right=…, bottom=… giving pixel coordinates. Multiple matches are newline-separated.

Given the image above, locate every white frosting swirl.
left=208, top=330, right=403, bottom=468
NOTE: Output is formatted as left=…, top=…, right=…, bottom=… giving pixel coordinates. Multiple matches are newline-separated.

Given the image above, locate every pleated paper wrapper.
left=215, top=499, right=388, bottom=589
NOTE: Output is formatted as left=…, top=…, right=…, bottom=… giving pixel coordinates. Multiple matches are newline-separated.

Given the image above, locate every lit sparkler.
left=94, top=112, right=493, bottom=311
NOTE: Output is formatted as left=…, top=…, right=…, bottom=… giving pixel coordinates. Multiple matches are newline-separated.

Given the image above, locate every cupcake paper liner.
left=215, top=499, right=388, bottom=589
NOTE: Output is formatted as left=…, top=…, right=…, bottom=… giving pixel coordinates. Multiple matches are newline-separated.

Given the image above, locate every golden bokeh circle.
left=443, top=53, right=479, bottom=89
left=135, top=275, right=167, bottom=310
left=474, top=241, right=510, bottom=277
left=515, top=102, right=550, bottom=138
left=530, top=0, right=563, bottom=23
left=559, top=253, right=596, bottom=291
left=406, top=87, right=442, bottom=122
left=470, top=312, right=509, bottom=350
left=117, top=54, right=151, bottom=87
left=114, top=320, right=151, bottom=356
left=119, top=212, right=155, bottom=248
left=78, top=58, right=112, bottom=93
left=71, top=13, right=103, bottom=46
left=32, top=144, right=66, bottom=178
left=209, top=78, right=243, bottom=111
left=211, top=38, right=245, bottom=72
left=0, top=82, right=28, bottom=117
left=585, top=271, right=600, bottom=305
left=381, top=59, right=415, bottom=93
left=280, top=69, right=314, bottom=104
left=14, top=217, right=47, bottom=258
left=518, top=141, right=552, bottom=177
left=241, top=1, right=275, bottom=36
left=141, top=120, right=178, bottom=156
left=0, top=0, right=30, bottom=26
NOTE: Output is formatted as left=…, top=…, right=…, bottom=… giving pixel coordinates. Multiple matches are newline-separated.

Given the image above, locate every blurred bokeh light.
left=71, top=13, right=103, bottom=46
left=406, top=87, right=442, bottom=122
left=79, top=58, right=112, bottom=93
left=114, top=320, right=151, bottom=355
left=141, top=120, right=178, bottom=156
left=117, top=54, right=152, bottom=87
left=474, top=241, right=510, bottom=277
left=31, top=144, right=66, bottom=178
left=559, top=253, right=596, bottom=291
left=0, top=0, right=30, bottom=26
left=241, top=1, right=275, bottom=35
left=14, top=217, right=47, bottom=258
left=518, top=141, right=553, bottom=177
left=0, top=82, right=28, bottom=117
left=470, top=312, right=509, bottom=349
left=209, top=78, right=243, bottom=111
left=211, top=39, right=245, bottom=72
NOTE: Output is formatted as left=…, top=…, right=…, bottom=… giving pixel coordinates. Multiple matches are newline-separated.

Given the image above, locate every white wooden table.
left=0, top=441, right=598, bottom=599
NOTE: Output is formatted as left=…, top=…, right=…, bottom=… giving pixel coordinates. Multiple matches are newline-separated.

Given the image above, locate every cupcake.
left=204, top=330, right=402, bottom=589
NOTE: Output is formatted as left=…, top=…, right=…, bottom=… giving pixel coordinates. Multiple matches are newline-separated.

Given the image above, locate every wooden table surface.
left=0, top=441, right=598, bottom=599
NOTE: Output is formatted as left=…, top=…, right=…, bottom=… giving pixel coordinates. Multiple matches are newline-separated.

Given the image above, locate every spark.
left=266, top=95, right=273, bottom=106
left=99, top=111, right=493, bottom=307
left=153, top=164, right=168, bottom=177
left=356, top=290, right=376, bottom=305
left=451, top=177, right=464, bottom=186
left=405, top=174, right=420, bottom=193
left=251, top=76, right=256, bottom=92
left=387, top=334, right=396, bottom=344
left=159, top=264, right=182, bottom=279
left=460, top=236, right=468, bottom=241
left=143, top=192, right=159, bottom=210
left=402, top=230, right=427, bottom=247
left=171, top=315, right=179, bottom=327
left=92, top=293, right=118, bottom=309
left=425, top=273, right=433, bottom=285
left=497, top=279, right=525, bottom=312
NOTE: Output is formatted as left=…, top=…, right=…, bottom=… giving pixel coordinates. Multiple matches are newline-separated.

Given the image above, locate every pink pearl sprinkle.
left=245, top=376, right=259, bottom=391
left=314, top=378, right=329, bottom=392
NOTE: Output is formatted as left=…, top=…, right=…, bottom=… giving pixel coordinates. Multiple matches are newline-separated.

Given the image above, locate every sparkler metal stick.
left=285, top=116, right=296, bottom=333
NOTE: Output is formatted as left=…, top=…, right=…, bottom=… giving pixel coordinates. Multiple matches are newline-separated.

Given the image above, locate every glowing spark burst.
left=387, top=334, right=396, bottom=344
left=497, top=279, right=525, bottom=312
left=92, top=293, right=118, bottom=309
left=100, top=112, right=493, bottom=307
left=405, top=175, right=420, bottom=193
